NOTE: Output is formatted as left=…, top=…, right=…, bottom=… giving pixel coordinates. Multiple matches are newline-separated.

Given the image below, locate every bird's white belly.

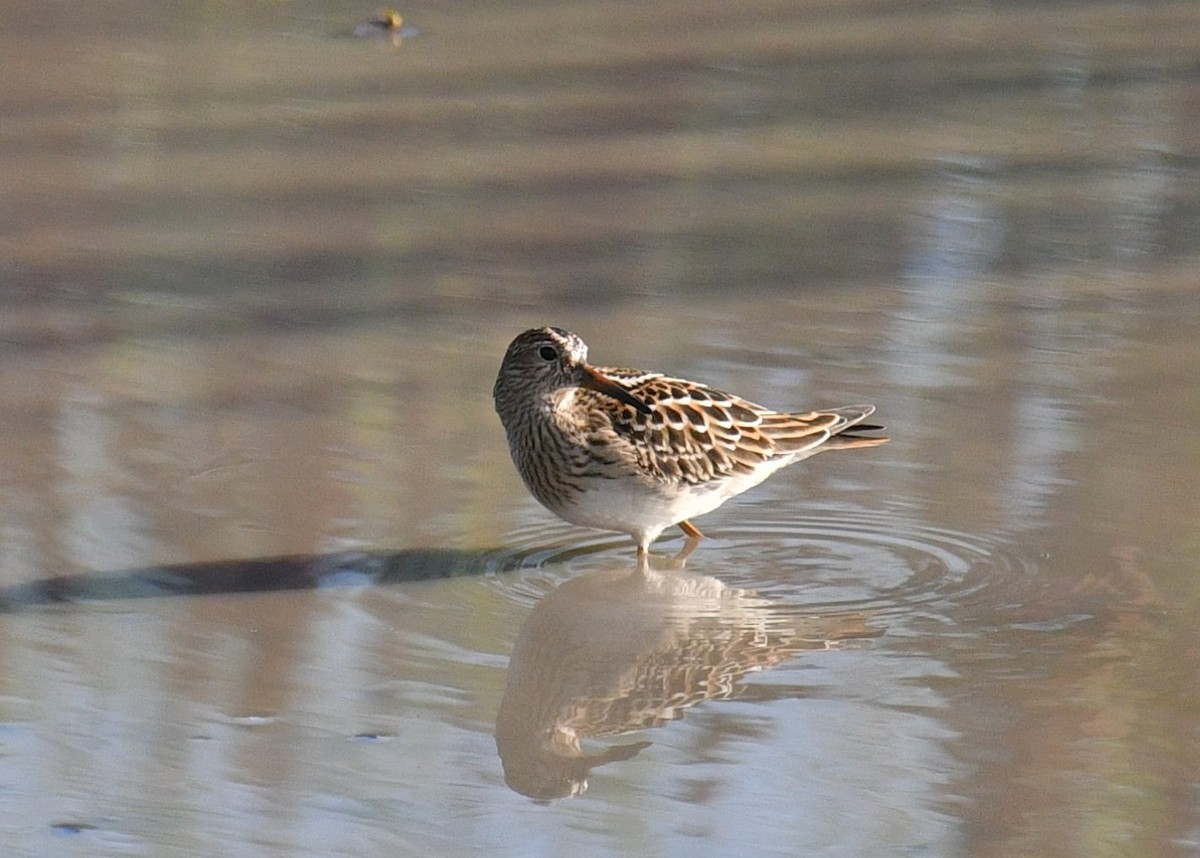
left=554, top=459, right=793, bottom=540
left=553, top=479, right=699, bottom=537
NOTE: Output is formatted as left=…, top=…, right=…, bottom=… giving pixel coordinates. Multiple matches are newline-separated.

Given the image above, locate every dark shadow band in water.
left=0, top=549, right=498, bottom=613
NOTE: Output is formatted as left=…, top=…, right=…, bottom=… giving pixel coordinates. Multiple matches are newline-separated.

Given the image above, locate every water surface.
left=2, top=1, right=1199, bottom=856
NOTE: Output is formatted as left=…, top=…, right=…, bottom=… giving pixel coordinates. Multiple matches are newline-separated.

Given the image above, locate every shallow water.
left=2, top=0, right=1200, bottom=856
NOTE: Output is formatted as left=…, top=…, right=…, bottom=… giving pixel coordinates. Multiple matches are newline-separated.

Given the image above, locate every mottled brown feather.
left=573, top=369, right=885, bottom=486
left=494, top=327, right=889, bottom=552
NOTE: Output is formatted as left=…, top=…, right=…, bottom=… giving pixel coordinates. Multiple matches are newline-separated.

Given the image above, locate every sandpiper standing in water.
left=493, top=327, right=888, bottom=555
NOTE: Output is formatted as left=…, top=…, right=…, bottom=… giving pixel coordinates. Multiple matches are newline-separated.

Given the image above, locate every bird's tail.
left=818, top=405, right=889, bottom=452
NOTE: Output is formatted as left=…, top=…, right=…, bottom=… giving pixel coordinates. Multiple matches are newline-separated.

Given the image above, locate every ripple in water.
left=482, top=502, right=1039, bottom=630
left=481, top=519, right=634, bottom=606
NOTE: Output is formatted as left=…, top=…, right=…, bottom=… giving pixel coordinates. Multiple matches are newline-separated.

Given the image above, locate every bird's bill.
left=580, top=366, right=652, bottom=415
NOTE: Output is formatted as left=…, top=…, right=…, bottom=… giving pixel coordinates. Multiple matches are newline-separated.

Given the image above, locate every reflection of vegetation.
left=11, top=0, right=1200, bottom=308
left=940, top=530, right=1199, bottom=853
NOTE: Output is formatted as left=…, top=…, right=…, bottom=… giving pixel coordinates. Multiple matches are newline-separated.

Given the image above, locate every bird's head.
left=493, top=327, right=650, bottom=415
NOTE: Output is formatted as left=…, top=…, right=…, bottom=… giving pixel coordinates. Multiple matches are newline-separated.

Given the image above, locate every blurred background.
left=1, top=1, right=1198, bottom=855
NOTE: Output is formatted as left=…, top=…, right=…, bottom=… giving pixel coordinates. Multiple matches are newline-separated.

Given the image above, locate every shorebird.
left=353, top=8, right=414, bottom=43
left=493, top=327, right=887, bottom=555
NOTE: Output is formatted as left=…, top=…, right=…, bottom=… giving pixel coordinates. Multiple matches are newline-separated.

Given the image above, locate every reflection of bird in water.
left=495, top=556, right=875, bottom=800
left=493, top=327, right=888, bottom=556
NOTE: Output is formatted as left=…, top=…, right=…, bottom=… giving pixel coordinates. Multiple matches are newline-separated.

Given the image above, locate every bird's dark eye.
left=538, top=346, right=558, bottom=361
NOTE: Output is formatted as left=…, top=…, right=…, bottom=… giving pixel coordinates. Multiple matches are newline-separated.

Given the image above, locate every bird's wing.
left=581, top=368, right=854, bottom=484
